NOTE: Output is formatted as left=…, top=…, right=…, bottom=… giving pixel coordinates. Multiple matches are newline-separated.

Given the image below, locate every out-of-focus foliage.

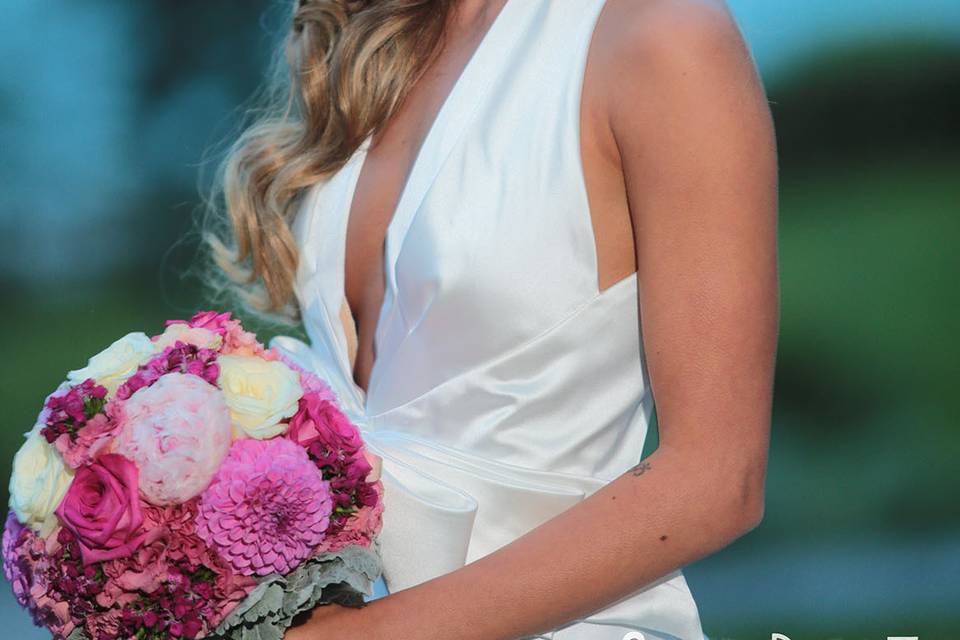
left=772, top=37, right=960, bottom=167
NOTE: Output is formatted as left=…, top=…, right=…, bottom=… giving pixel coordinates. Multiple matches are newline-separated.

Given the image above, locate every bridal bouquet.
left=3, top=311, right=383, bottom=640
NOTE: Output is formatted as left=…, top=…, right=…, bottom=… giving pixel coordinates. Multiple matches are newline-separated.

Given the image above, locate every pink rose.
left=287, top=393, right=364, bottom=460
left=54, top=454, right=149, bottom=564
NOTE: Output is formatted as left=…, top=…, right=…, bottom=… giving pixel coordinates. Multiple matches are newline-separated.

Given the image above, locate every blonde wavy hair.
left=201, top=0, right=454, bottom=324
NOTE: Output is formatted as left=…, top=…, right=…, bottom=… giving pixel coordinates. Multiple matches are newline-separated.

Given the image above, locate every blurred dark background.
left=2, top=1, right=958, bottom=637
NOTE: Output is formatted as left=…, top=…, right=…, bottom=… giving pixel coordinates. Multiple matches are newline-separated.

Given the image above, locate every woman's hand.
left=283, top=602, right=385, bottom=640
left=283, top=605, right=344, bottom=640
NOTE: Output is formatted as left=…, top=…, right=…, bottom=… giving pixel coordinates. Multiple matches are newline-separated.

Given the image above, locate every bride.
left=203, top=0, right=778, bottom=638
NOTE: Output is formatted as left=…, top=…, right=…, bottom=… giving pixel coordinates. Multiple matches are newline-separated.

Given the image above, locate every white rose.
left=9, top=426, right=75, bottom=537
left=152, top=324, right=222, bottom=351
left=217, top=354, right=303, bottom=439
left=67, top=331, right=156, bottom=394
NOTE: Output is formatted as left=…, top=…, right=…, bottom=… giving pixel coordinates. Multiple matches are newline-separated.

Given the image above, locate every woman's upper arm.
left=604, top=0, right=779, bottom=477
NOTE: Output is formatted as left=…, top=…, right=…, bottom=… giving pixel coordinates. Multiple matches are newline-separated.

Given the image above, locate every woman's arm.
left=287, top=1, right=778, bottom=638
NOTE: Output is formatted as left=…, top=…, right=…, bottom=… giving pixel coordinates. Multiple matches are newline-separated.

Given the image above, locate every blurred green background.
left=1, top=1, right=958, bottom=638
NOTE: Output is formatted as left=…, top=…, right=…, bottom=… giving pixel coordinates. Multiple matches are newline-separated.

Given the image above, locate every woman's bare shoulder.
left=595, top=0, right=744, bottom=60
left=591, top=0, right=761, bottom=122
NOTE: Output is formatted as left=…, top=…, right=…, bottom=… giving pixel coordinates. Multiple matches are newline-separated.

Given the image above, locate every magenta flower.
left=40, top=379, right=120, bottom=468
left=54, top=453, right=149, bottom=565
left=313, top=481, right=385, bottom=555
left=195, top=437, right=333, bottom=576
left=41, top=379, right=107, bottom=439
left=287, top=394, right=364, bottom=463
left=115, top=342, right=219, bottom=401
left=286, top=393, right=380, bottom=530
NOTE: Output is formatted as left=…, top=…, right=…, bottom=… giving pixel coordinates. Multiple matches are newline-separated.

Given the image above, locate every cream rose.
left=152, top=324, right=222, bottom=351
left=9, top=426, right=75, bottom=536
left=67, top=331, right=156, bottom=394
left=217, top=354, right=303, bottom=439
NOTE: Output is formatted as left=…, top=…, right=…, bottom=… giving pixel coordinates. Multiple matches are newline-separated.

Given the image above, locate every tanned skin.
left=286, top=0, right=778, bottom=638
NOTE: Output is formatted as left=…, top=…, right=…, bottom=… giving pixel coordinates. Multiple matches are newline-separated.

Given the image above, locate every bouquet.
left=3, top=311, right=383, bottom=639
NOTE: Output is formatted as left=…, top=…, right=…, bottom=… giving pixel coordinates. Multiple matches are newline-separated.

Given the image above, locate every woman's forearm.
left=347, top=440, right=764, bottom=640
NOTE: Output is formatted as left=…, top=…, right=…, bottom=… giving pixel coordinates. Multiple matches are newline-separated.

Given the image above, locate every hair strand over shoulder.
left=200, top=0, right=454, bottom=324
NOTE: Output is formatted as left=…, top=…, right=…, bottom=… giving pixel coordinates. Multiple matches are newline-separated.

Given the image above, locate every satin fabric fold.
left=270, top=331, right=704, bottom=640
left=272, top=0, right=706, bottom=635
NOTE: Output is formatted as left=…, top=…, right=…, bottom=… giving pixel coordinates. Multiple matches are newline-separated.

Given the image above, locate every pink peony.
left=196, top=437, right=333, bottom=576
left=112, top=372, right=233, bottom=505
left=54, top=453, right=149, bottom=565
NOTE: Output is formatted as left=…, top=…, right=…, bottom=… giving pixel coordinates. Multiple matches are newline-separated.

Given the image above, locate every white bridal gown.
left=271, top=0, right=705, bottom=638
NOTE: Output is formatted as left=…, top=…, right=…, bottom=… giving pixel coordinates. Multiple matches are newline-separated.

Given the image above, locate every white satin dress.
left=270, top=0, right=705, bottom=638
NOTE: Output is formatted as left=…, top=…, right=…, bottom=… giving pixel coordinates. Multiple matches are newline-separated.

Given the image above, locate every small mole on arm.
left=659, top=535, right=668, bottom=541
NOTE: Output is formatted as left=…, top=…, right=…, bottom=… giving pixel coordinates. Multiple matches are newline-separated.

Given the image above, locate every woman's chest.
left=292, top=0, right=619, bottom=400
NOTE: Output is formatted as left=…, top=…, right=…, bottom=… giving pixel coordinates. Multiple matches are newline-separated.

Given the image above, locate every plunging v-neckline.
left=338, top=0, right=517, bottom=406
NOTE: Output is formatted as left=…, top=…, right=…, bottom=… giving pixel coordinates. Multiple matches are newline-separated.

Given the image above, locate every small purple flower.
left=116, top=343, right=219, bottom=400
left=40, top=379, right=109, bottom=446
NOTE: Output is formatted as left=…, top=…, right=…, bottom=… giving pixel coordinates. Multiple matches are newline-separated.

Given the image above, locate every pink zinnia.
left=195, top=437, right=333, bottom=576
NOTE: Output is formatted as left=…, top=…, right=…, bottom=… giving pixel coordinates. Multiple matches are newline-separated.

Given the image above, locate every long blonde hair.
left=201, top=0, right=454, bottom=324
